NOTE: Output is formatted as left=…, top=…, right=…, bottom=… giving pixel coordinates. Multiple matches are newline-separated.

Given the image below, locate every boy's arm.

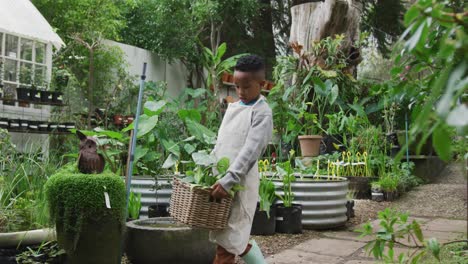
left=218, top=111, right=273, bottom=192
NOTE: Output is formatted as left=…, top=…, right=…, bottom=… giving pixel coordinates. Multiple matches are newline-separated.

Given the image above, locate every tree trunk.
left=87, top=49, right=95, bottom=129
left=290, top=0, right=361, bottom=52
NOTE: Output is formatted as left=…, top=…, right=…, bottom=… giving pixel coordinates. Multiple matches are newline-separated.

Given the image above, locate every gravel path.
left=393, top=163, right=467, bottom=220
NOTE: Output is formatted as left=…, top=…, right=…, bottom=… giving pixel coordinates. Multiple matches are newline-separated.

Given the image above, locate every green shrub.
left=45, top=169, right=126, bottom=239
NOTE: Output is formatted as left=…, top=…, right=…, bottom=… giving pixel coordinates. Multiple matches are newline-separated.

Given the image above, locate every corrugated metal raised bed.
left=129, top=175, right=173, bottom=218
left=273, top=175, right=348, bottom=230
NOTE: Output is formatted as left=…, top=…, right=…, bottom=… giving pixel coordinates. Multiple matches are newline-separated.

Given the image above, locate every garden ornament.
left=77, top=130, right=105, bottom=174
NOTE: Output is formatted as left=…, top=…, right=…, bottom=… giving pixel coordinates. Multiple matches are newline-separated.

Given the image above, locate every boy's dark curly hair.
left=234, top=54, right=265, bottom=73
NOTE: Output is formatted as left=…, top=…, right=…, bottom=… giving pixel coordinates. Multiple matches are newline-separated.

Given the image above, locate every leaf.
left=144, top=100, right=166, bottom=116
left=426, top=238, right=440, bottom=260
left=185, top=88, right=206, bottom=98
left=216, top=157, right=230, bottom=174
left=405, top=22, right=426, bottom=51
left=178, top=109, right=202, bottom=122
left=161, top=139, right=180, bottom=156
left=412, top=220, right=424, bottom=242
left=93, top=127, right=123, bottom=139
left=162, top=153, right=178, bottom=169
left=184, top=143, right=196, bottom=155
left=329, top=84, right=339, bottom=105
left=404, top=5, right=420, bottom=26
left=185, top=119, right=216, bottom=144
left=446, top=104, right=468, bottom=127
left=432, top=125, right=451, bottom=161
left=134, top=146, right=148, bottom=164
left=192, top=152, right=216, bottom=166
left=122, top=115, right=159, bottom=138
left=215, top=43, right=227, bottom=63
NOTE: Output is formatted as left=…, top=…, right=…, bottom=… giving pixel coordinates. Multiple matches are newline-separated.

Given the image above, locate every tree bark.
left=289, top=0, right=361, bottom=52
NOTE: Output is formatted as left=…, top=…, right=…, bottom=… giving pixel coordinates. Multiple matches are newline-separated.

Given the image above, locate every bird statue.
left=77, top=130, right=105, bottom=174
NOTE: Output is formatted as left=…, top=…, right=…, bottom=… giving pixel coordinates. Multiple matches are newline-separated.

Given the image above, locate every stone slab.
left=424, top=230, right=467, bottom=243
left=293, top=238, right=366, bottom=257
left=423, top=218, right=467, bottom=233
left=266, top=249, right=343, bottom=264
left=322, top=231, right=373, bottom=243
left=344, top=260, right=377, bottom=264
left=358, top=246, right=417, bottom=259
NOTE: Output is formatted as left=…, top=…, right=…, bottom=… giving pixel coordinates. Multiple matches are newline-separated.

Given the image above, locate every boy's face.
left=233, top=71, right=264, bottom=104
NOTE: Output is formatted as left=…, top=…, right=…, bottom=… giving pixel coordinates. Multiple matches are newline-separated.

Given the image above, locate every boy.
left=210, top=55, right=273, bottom=264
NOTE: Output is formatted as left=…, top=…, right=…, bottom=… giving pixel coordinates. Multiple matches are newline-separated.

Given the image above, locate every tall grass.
left=0, top=130, right=65, bottom=232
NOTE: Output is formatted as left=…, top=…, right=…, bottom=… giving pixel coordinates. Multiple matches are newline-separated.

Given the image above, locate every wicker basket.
left=169, top=177, right=232, bottom=230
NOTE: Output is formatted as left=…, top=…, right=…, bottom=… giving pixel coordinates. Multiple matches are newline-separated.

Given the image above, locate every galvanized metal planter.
left=273, top=175, right=348, bottom=230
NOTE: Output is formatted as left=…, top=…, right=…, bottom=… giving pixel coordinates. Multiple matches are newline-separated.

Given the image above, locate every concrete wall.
left=104, top=40, right=188, bottom=99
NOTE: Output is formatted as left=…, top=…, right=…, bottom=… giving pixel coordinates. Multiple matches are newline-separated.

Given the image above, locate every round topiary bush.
left=45, top=170, right=125, bottom=264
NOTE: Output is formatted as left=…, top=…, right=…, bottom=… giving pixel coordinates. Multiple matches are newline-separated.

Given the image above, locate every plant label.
left=104, top=192, right=111, bottom=208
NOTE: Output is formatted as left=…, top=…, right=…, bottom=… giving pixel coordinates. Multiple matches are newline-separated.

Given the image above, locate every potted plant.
left=40, top=89, right=53, bottom=103
left=16, top=86, right=30, bottom=101
left=52, top=91, right=63, bottom=104
left=251, top=160, right=276, bottom=235
left=127, top=191, right=142, bottom=222
left=0, top=117, right=9, bottom=129
left=297, top=106, right=322, bottom=157
left=38, top=120, right=49, bottom=131
left=45, top=169, right=126, bottom=264
left=113, top=114, right=124, bottom=126
left=336, top=151, right=375, bottom=199
left=148, top=175, right=170, bottom=218
left=371, top=182, right=384, bottom=202
left=378, top=175, right=399, bottom=201
left=275, top=151, right=302, bottom=234
left=29, top=85, right=42, bottom=103
left=383, top=99, right=400, bottom=156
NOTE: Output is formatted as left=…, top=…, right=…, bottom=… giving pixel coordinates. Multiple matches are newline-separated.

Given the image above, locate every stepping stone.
left=293, top=238, right=366, bottom=257
left=266, top=249, right=344, bottom=264
left=423, top=218, right=467, bottom=233
left=322, top=231, right=373, bottom=243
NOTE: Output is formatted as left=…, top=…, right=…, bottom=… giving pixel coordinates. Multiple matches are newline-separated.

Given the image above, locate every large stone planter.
left=125, top=217, right=215, bottom=264
left=0, top=228, right=55, bottom=248
left=274, top=175, right=348, bottom=229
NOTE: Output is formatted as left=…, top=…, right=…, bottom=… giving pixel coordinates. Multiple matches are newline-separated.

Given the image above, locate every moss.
left=45, top=170, right=126, bottom=244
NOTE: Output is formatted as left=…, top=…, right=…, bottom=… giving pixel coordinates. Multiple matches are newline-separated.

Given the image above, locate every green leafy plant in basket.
left=180, top=151, right=243, bottom=197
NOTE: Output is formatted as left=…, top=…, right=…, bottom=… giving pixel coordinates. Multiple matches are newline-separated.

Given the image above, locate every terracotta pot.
left=113, top=115, right=123, bottom=125
left=221, top=72, right=230, bottom=82
left=227, top=73, right=234, bottom=83
left=298, top=135, right=322, bottom=157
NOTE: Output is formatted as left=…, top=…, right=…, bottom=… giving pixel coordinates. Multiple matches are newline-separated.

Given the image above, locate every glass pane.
left=35, top=42, right=46, bottom=63
left=19, top=62, right=33, bottom=84
left=21, top=39, right=33, bottom=61
left=35, top=65, right=45, bottom=86
left=4, top=59, right=17, bottom=82
left=6, top=35, right=18, bottom=58
left=4, top=83, right=17, bottom=100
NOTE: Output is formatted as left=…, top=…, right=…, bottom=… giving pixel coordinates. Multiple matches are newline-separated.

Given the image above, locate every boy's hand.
left=211, top=183, right=229, bottom=199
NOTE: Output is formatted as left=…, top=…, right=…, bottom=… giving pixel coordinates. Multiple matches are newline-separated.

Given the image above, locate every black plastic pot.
left=38, top=122, right=49, bottom=131
left=321, top=134, right=346, bottom=154
left=65, top=122, right=76, bottom=132
left=346, top=200, right=355, bottom=220
left=29, top=89, right=41, bottom=102
left=384, top=191, right=398, bottom=201
left=386, top=132, right=399, bottom=147
left=9, top=119, right=20, bottom=130
left=40, top=91, right=53, bottom=103
left=58, top=123, right=67, bottom=132
left=48, top=122, right=59, bottom=132
left=19, top=119, right=29, bottom=131
left=16, top=87, right=30, bottom=101
left=250, top=202, right=276, bottom=236
left=148, top=203, right=170, bottom=218
left=52, top=92, right=63, bottom=104
left=28, top=121, right=39, bottom=131
left=346, top=176, right=374, bottom=199
left=372, top=192, right=384, bottom=202
left=275, top=203, right=302, bottom=234
left=0, top=118, right=9, bottom=129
